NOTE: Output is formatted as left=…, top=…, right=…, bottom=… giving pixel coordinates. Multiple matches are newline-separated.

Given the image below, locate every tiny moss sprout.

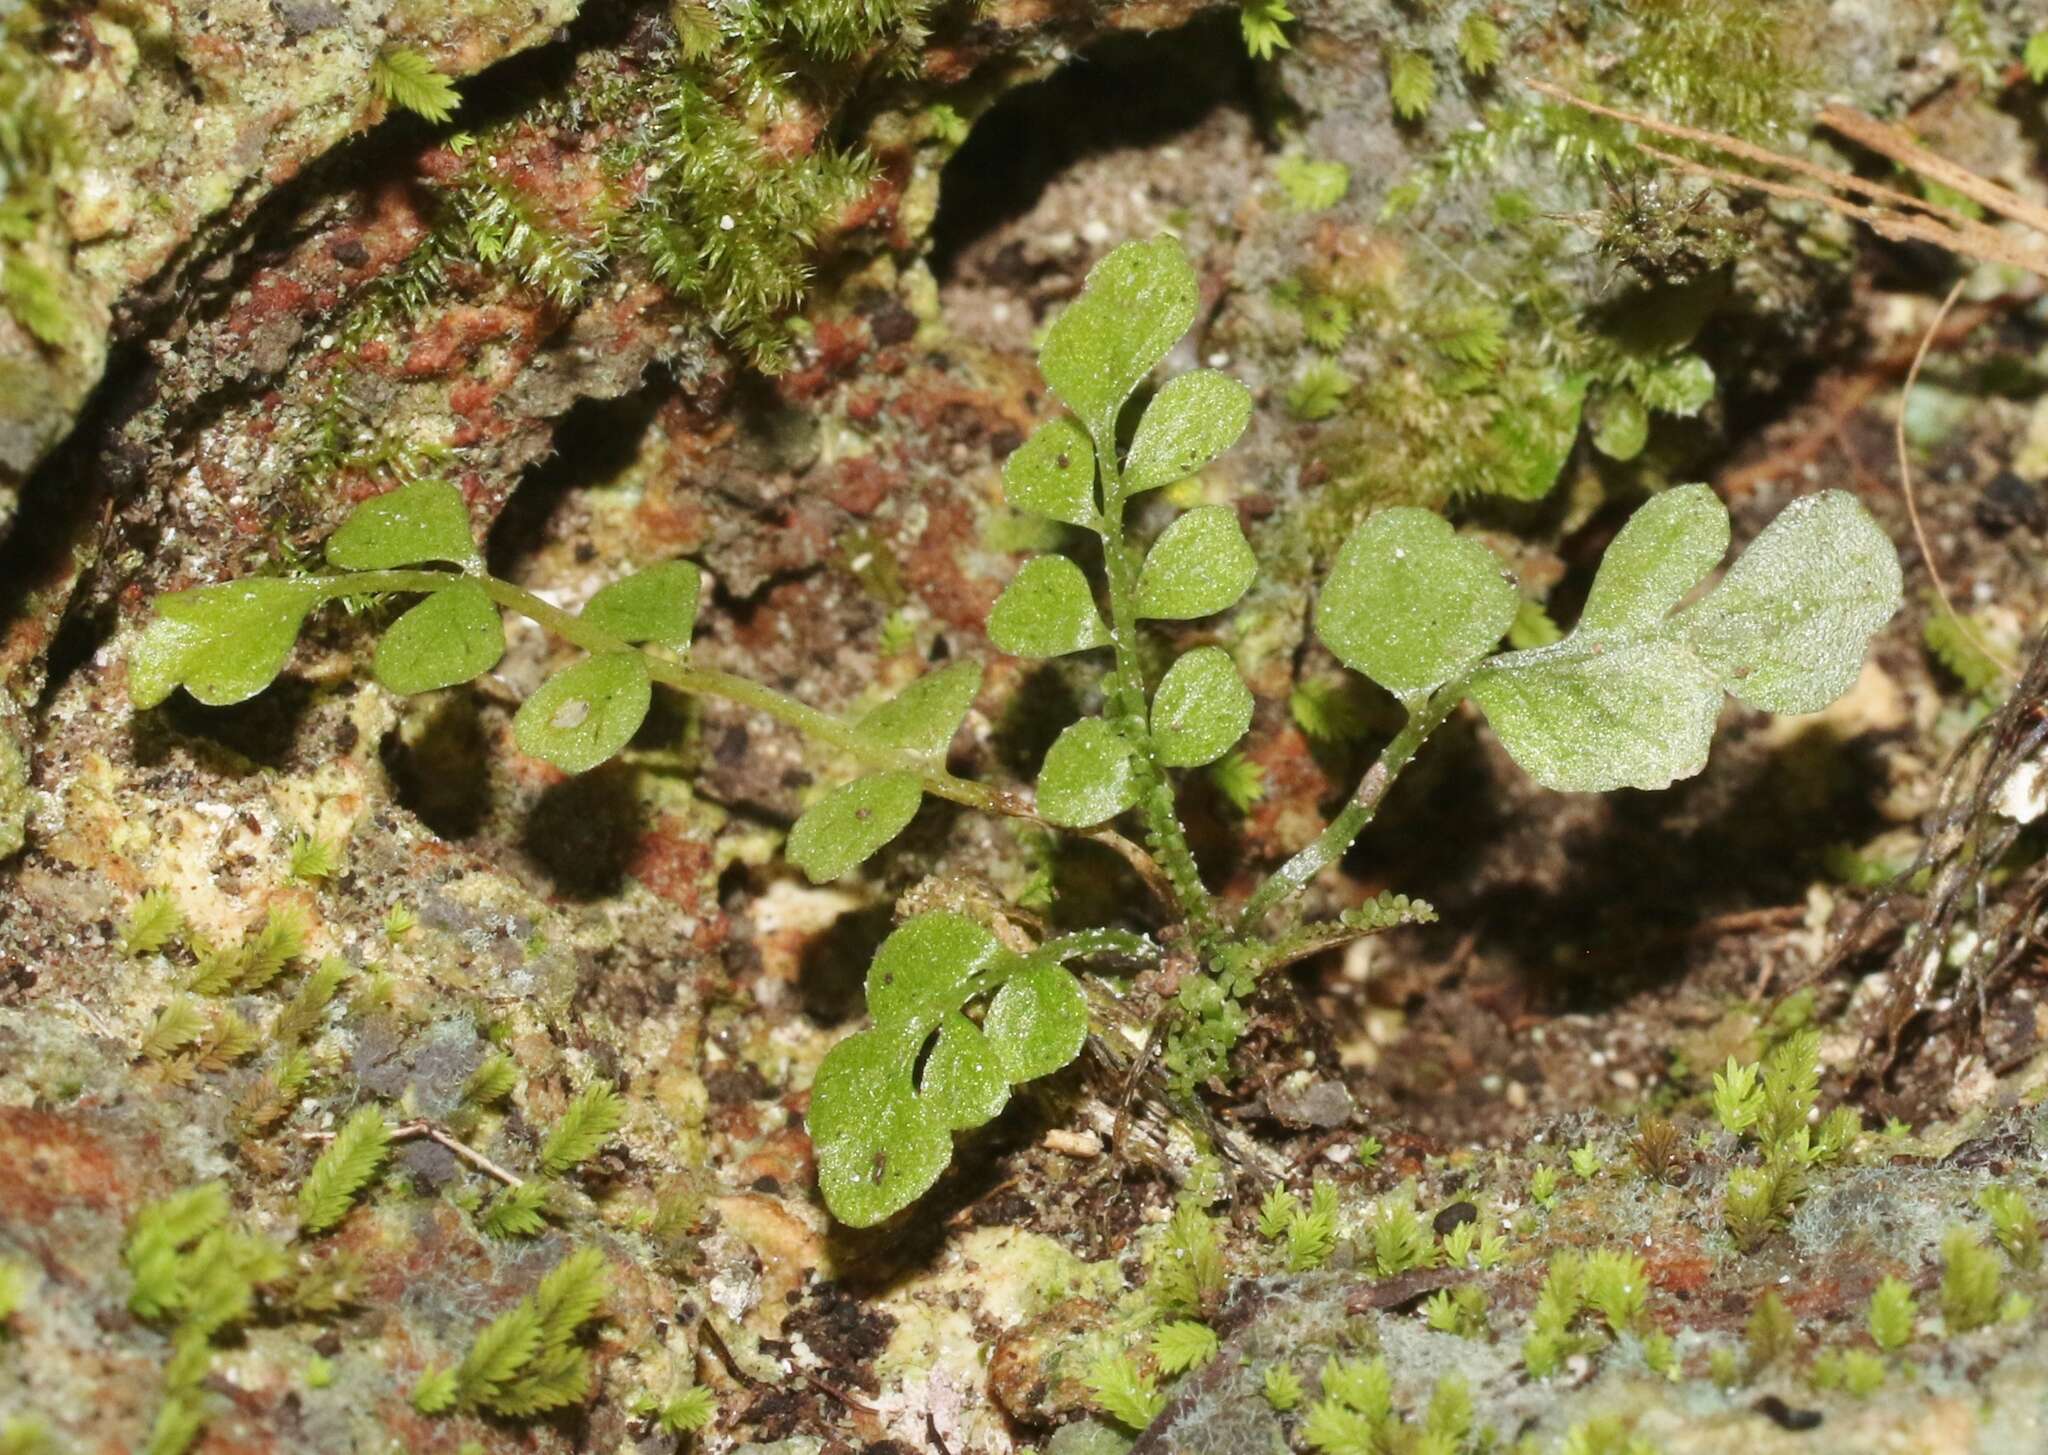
left=129, top=236, right=1902, bottom=1228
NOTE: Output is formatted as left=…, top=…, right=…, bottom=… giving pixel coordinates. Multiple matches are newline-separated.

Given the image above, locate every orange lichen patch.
left=778, top=317, right=871, bottom=403
left=989, top=1297, right=1106, bottom=1425
left=227, top=271, right=316, bottom=337
left=399, top=303, right=533, bottom=378
left=1233, top=723, right=1343, bottom=876
left=0, top=1109, right=130, bottom=1226
left=359, top=1198, right=500, bottom=1309
left=629, top=821, right=717, bottom=917
left=1644, top=1249, right=1716, bottom=1298
left=734, top=1126, right=817, bottom=1194
left=882, top=375, right=1019, bottom=444
left=902, top=498, right=999, bottom=634
left=828, top=456, right=903, bottom=517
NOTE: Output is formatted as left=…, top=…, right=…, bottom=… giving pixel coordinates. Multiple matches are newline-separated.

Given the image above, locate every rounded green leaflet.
left=1135, top=507, right=1256, bottom=620
left=918, top=1014, right=1011, bottom=1130
left=1149, top=646, right=1253, bottom=767
left=1680, top=489, right=1902, bottom=715
left=786, top=771, right=924, bottom=883
left=1639, top=353, right=1715, bottom=416
left=809, top=1025, right=954, bottom=1227
left=146, top=579, right=324, bottom=707
left=985, top=963, right=1087, bottom=1082
left=325, top=479, right=479, bottom=570
left=1121, top=370, right=1254, bottom=499
left=1037, top=237, right=1199, bottom=446
left=580, top=560, right=700, bottom=651
left=1590, top=389, right=1649, bottom=462
left=989, top=556, right=1108, bottom=658
left=1577, top=483, right=1729, bottom=634
left=863, top=911, right=1009, bottom=1030
left=373, top=579, right=504, bottom=694
left=1317, top=508, right=1517, bottom=700
left=1468, top=636, right=1722, bottom=793
left=858, top=661, right=984, bottom=756
left=128, top=613, right=207, bottom=710
left=512, top=651, right=652, bottom=773
left=1003, top=417, right=1097, bottom=527
left=1037, top=717, right=1141, bottom=827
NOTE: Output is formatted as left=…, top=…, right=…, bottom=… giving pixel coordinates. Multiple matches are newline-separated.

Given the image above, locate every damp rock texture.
left=6, top=0, right=2048, bottom=1452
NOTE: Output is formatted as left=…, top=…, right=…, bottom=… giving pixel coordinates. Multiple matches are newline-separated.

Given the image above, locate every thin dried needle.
left=1897, top=278, right=2018, bottom=682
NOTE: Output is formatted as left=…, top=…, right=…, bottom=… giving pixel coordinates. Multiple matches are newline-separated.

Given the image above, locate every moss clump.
left=0, top=6, right=79, bottom=355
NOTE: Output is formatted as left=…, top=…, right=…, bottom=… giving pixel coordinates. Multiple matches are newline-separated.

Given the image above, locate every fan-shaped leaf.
left=809, top=1026, right=954, bottom=1227
left=374, top=579, right=504, bottom=694
left=989, top=556, right=1108, bottom=657
left=864, top=911, right=1009, bottom=1028
left=1467, top=488, right=1899, bottom=792
left=786, top=772, right=923, bottom=883
left=1318, top=509, right=1516, bottom=700
left=1037, top=717, right=1141, bottom=827
left=1578, top=483, right=1729, bottom=633
left=1122, top=370, right=1253, bottom=499
left=858, top=661, right=983, bottom=757
left=1681, top=489, right=1903, bottom=714
left=513, top=652, right=651, bottom=773
left=1038, top=237, right=1199, bottom=446
left=581, top=561, right=700, bottom=651
left=326, top=480, right=478, bottom=570
left=1468, top=636, right=1722, bottom=792
left=1150, top=646, right=1253, bottom=766
left=138, top=579, right=324, bottom=707
left=129, top=614, right=207, bottom=710
left=986, top=964, right=1087, bottom=1081
left=1003, top=417, right=1097, bottom=527
left=1135, top=507, right=1256, bottom=620
left=811, top=912, right=1087, bottom=1227
left=919, top=1015, right=1010, bottom=1129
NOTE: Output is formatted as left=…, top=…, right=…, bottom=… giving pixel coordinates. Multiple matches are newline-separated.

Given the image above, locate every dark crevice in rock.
left=927, top=11, right=1261, bottom=283
left=485, top=367, right=674, bottom=578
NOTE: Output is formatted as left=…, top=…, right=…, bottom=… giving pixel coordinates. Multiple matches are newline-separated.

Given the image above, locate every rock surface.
left=4, top=0, right=2048, bottom=1452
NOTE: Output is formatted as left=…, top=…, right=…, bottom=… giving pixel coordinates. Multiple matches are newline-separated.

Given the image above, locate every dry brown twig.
left=1528, top=78, right=2039, bottom=680
left=301, top=1118, right=525, bottom=1186
left=1522, top=79, right=2048, bottom=280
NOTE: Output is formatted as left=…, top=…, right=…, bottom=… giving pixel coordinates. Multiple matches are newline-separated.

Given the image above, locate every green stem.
left=309, top=569, right=1026, bottom=817
left=1033, top=928, right=1159, bottom=967
left=1234, top=685, right=1465, bottom=935
left=1095, top=473, right=1218, bottom=938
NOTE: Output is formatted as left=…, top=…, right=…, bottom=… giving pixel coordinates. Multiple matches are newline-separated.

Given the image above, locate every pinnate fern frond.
left=296, top=1106, right=391, bottom=1235
left=372, top=47, right=459, bottom=124
left=540, top=1080, right=625, bottom=1175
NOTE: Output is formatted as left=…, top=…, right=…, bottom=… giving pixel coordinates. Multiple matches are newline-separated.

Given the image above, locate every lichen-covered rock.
left=0, top=0, right=588, bottom=529
left=4, top=0, right=2048, bottom=1451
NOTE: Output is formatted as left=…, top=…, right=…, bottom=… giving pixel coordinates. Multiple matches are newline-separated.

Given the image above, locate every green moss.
left=0, top=6, right=81, bottom=354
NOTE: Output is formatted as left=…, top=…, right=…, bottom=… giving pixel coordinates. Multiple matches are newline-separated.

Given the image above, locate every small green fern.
left=540, top=1080, right=626, bottom=1175
left=465, top=1049, right=520, bottom=1105
left=416, top=1246, right=611, bottom=1416
left=371, top=47, right=460, bottom=124
left=122, top=891, right=185, bottom=957
left=297, top=1106, right=392, bottom=1235
left=479, top=1180, right=553, bottom=1239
